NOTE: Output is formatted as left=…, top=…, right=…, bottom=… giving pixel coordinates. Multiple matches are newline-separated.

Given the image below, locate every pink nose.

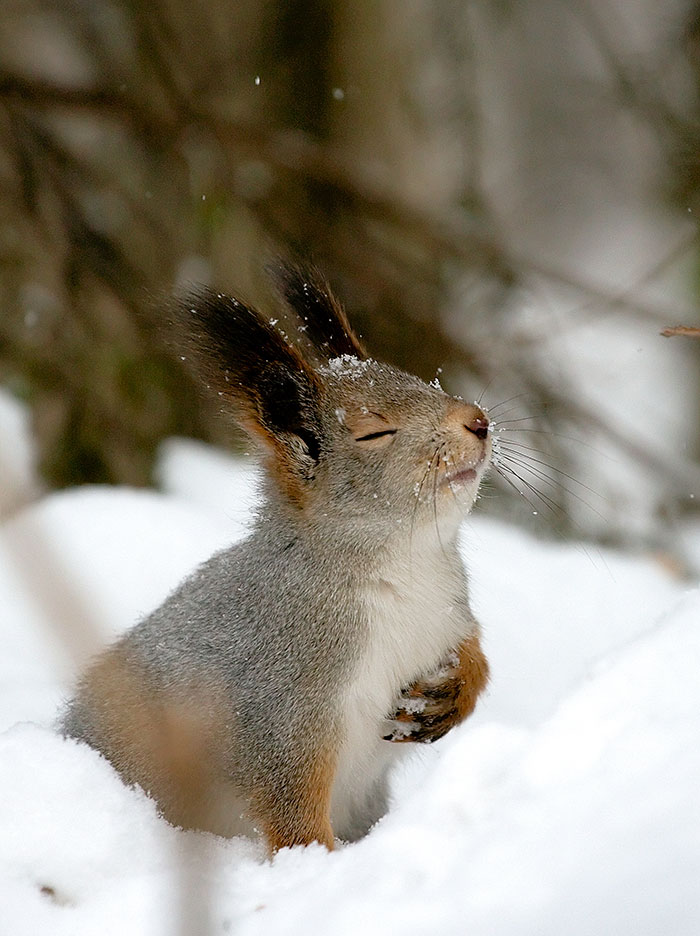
left=465, top=413, right=489, bottom=439
left=444, top=401, right=490, bottom=439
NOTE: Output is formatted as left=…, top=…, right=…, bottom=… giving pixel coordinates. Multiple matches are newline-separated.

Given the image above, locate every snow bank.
left=0, top=484, right=240, bottom=730
left=0, top=435, right=698, bottom=935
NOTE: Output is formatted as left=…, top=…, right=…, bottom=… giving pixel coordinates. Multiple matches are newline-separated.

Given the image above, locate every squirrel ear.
left=172, top=288, right=323, bottom=472
left=270, top=262, right=366, bottom=361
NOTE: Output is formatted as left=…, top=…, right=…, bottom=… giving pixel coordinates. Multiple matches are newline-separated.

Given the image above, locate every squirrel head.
left=172, top=264, right=491, bottom=547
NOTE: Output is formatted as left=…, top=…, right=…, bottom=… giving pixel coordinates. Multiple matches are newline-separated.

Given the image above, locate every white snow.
left=0, top=397, right=698, bottom=936
left=324, top=354, right=372, bottom=378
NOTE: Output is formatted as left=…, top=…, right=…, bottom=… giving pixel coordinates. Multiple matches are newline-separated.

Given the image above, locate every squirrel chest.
left=329, top=545, right=475, bottom=838
left=361, top=547, right=472, bottom=697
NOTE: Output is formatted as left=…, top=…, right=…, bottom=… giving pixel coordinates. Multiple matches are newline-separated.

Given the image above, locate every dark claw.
left=414, top=682, right=457, bottom=702
left=384, top=703, right=457, bottom=743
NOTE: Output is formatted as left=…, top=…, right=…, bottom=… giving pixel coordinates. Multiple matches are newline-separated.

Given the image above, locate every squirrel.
left=60, top=263, right=491, bottom=853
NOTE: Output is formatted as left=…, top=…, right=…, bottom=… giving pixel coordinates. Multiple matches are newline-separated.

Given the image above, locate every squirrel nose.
left=465, top=412, right=489, bottom=439
left=444, top=401, right=490, bottom=439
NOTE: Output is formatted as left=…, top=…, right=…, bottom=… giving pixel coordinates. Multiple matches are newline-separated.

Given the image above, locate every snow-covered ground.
left=0, top=390, right=698, bottom=936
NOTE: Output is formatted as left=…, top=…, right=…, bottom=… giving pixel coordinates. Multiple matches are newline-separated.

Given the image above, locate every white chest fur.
left=330, top=538, right=475, bottom=840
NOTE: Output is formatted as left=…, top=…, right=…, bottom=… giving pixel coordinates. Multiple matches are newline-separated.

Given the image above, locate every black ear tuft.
left=269, top=262, right=366, bottom=361
left=170, top=288, right=322, bottom=460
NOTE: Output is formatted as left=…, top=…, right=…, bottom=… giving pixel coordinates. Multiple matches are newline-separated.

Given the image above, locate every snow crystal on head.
left=323, top=354, right=375, bottom=379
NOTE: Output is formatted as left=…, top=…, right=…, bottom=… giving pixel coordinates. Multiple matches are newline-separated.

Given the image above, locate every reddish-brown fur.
left=256, top=744, right=337, bottom=852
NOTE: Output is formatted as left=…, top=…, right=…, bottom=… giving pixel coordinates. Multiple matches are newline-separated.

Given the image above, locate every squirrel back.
left=61, top=264, right=491, bottom=851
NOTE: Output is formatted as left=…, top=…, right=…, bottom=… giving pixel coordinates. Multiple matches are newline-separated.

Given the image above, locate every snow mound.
left=1, top=591, right=697, bottom=936
left=0, top=485, right=242, bottom=729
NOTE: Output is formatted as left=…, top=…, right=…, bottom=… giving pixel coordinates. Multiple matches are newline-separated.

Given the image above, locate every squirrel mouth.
left=442, top=447, right=489, bottom=489
left=443, top=466, right=478, bottom=488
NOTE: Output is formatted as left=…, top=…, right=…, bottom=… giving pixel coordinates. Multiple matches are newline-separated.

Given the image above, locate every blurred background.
left=1, top=0, right=699, bottom=561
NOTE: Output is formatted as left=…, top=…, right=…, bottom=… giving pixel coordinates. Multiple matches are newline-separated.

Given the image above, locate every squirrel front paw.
left=383, top=637, right=489, bottom=744
left=383, top=651, right=462, bottom=743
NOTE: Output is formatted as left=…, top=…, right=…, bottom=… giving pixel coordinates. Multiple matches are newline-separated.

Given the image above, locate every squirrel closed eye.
left=350, top=413, right=398, bottom=446
left=60, top=261, right=491, bottom=854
